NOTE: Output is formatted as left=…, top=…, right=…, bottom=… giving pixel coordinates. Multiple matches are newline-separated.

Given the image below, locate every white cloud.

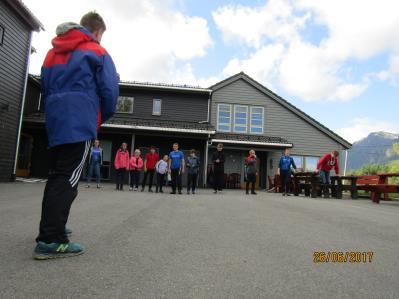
left=212, top=0, right=309, bottom=48
left=222, top=43, right=285, bottom=91
left=212, top=0, right=399, bottom=102
left=25, top=0, right=212, bottom=84
left=336, top=118, right=399, bottom=143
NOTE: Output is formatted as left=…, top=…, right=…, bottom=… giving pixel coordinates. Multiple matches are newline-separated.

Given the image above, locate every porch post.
left=203, top=137, right=209, bottom=187
left=129, top=133, right=135, bottom=186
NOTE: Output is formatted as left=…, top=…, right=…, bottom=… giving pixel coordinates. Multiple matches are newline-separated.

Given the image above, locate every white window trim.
left=217, top=103, right=232, bottom=132
left=116, top=96, right=134, bottom=114
left=250, top=106, right=264, bottom=134
left=152, top=98, right=162, bottom=116
left=233, top=105, right=248, bottom=133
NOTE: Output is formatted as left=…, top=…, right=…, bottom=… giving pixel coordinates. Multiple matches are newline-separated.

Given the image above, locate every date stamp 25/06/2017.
left=313, top=251, right=374, bottom=263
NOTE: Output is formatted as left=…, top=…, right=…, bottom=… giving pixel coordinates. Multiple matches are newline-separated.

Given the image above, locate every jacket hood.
left=52, top=22, right=96, bottom=53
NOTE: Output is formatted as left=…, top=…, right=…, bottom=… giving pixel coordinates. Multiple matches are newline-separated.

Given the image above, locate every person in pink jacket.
left=129, top=149, right=143, bottom=191
left=114, top=143, right=130, bottom=190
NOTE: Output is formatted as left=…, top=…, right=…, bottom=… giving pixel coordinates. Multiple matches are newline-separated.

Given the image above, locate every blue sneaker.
left=65, top=228, right=72, bottom=235
left=33, top=241, right=85, bottom=260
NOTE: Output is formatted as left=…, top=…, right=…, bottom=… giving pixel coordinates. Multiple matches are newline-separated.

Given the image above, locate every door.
left=16, top=134, right=33, bottom=177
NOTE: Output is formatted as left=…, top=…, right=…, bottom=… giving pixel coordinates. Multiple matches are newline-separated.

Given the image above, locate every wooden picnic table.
left=355, top=173, right=399, bottom=203
left=293, top=172, right=320, bottom=198
left=330, top=176, right=358, bottom=199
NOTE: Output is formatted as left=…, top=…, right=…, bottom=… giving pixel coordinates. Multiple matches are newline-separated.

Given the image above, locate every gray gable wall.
left=211, top=78, right=346, bottom=157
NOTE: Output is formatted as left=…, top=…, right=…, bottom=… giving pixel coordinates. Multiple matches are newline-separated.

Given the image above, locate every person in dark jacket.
left=245, top=150, right=258, bottom=195
left=86, top=139, right=103, bottom=188
left=186, top=149, right=200, bottom=194
left=278, top=148, right=297, bottom=196
left=212, top=143, right=226, bottom=193
left=34, top=12, right=119, bottom=260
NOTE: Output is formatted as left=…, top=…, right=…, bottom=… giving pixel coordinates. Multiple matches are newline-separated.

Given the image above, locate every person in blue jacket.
left=277, top=148, right=297, bottom=196
left=34, top=12, right=119, bottom=260
left=86, top=139, right=103, bottom=189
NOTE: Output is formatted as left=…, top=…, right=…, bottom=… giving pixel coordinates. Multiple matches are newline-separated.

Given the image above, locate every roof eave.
left=5, top=0, right=44, bottom=32
left=120, top=82, right=212, bottom=94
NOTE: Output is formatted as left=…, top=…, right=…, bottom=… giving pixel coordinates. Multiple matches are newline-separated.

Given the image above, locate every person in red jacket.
left=129, top=149, right=143, bottom=191
left=114, top=143, right=130, bottom=191
left=316, top=150, right=340, bottom=185
left=141, top=146, right=159, bottom=192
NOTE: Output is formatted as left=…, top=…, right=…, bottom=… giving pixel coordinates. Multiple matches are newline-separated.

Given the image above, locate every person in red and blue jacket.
left=34, top=12, right=119, bottom=260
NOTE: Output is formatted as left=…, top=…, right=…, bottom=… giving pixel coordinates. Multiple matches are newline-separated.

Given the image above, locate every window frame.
left=152, top=98, right=162, bottom=116
left=217, top=103, right=232, bottom=132
left=233, top=105, right=248, bottom=133
left=250, top=106, right=264, bottom=134
left=116, top=96, right=134, bottom=114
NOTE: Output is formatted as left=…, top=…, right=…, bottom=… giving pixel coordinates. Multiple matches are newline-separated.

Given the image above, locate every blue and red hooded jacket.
left=41, top=22, right=119, bottom=147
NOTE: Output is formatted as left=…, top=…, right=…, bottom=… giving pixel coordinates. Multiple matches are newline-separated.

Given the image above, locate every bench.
left=356, top=174, right=399, bottom=203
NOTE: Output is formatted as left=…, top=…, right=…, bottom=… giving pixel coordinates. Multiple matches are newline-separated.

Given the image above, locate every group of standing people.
left=87, top=141, right=261, bottom=196
left=277, top=148, right=340, bottom=196
left=113, top=142, right=200, bottom=195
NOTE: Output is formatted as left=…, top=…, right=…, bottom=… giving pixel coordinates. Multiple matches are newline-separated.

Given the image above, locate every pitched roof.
left=103, top=118, right=215, bottom=134
left=210, top=72, right=352, bottom=149
left=24, top=113, right=216, bottom=135
left=4, top=0, right=44, bottom=32
left=119, top=80, right=212, bottom=94
left=212, top=133, right=292, bottom=148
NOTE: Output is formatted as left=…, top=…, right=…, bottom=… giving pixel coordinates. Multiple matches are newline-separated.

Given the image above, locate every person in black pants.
left=155, top=155, right=169, bottom=193
left=186, top=149, right=200, bottom=194
left=278, top=148, right=297, bottom=196
left=114, top=143, right=130, bottom=191
left=212, top=143, right=226, bottom=193
left=34, top=12, right=119, bottom=260
left=245, top=150, right=257, bottom=195
left=168, top=143, right=185, bottom=194
left=141, top=146, right=159, bottom=192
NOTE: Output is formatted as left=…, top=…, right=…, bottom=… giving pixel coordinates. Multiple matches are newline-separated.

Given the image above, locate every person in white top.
left=155, top=155, right=169, bottom=193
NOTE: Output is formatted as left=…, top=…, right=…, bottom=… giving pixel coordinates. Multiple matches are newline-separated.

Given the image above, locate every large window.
left=292, top=156, right=303, bottom=170
left=234, top=105, right=248, bottom=133
left=152, top=99, right=162, bottom=116
left=291, top=155, right=320, bottom=172
left=217, top=104, right=232, bottom=132
left=250, top=106, right=264, bottom=134
left=305, top=156, right=319, bottom=172
left=116, top=96, right=134, bottom=113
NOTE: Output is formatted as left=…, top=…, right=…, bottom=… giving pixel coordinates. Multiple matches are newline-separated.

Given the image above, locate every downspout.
left=204, top=90, right=212, bottom=187
left=12, top=31, right=33, bottom=180
left=344, top=150, right=348, bottom=176
left=207, top=90, right=212, bottom=123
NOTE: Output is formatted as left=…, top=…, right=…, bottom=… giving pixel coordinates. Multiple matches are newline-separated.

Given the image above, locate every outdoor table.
left=293, top=172, right=320, bottom=198
left=330, top=176, right=358, bottom=199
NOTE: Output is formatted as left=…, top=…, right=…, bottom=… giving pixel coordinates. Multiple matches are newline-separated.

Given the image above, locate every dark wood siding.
left=0, top=1, right=31, bottom=181
left=113, top=87, right=209, bottom=123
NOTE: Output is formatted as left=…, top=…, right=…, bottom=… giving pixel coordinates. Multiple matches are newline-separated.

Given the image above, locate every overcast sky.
left=24, top=0, right=399, bottom=143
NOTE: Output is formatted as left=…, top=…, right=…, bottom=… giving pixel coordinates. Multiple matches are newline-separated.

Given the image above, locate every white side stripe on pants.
left=69, top=140, right=91, bottom=187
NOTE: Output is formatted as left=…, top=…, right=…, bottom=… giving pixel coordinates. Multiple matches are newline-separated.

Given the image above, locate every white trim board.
left=102, top=123, right=215, bottom=135
left=211, top=138, right=293, bottom=148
